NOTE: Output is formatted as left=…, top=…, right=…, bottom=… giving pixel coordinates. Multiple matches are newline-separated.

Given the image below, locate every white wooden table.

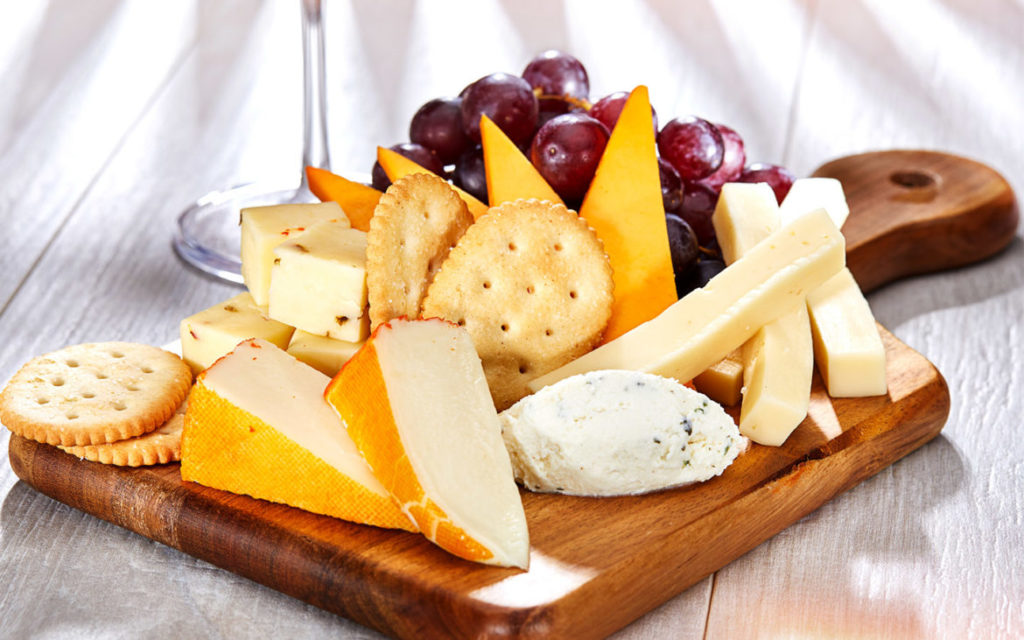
left=1, top=1, right=1021, bottom=638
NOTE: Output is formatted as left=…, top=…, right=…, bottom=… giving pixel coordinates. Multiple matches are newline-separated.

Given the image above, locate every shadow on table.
left=0, top=479, right=383, bottom=640
left=870, top=235, right=1023, bottom=330
left=709, top=433, right=966, bottom=638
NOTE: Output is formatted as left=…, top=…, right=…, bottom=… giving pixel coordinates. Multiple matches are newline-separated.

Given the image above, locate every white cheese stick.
left=779, top=179, right=887, bottom=398
left=713, top=183, right=814, bottom=446
left=527, top=208, right=845, bottom=391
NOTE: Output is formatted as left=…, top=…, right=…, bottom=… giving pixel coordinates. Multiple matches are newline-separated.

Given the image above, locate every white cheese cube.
left=286, top=330, right=362, bottom=377
left=240, top=201, right=348, bottom=306
left=693, top=350, right=744, bottom=406
left=267, top=221, right=369, bottom=343
left=179, top=292, right=294, bottom=374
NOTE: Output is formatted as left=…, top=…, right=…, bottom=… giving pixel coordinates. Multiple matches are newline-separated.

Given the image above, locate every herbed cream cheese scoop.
left=500, top=370, right=743, bottom=496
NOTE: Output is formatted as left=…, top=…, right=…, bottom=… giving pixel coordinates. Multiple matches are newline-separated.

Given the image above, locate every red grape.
left=453, top=146, right=488, bottom=203
left=460, top=73, right=538, bottom=146
left=736, top=163, right=796, bottom=203
left=657, top=117, right=724, bottom=182
left=676, top=181, right=718, bottom=245
left=589, top=91, right=658, bottom=134
left=410, top=97, right=471, bottom=165
left=522, top=50, right=589, bottom=115
left=665, top=213, right=699, bottom=287
left=530, top=113, right=609, bottom=202
left=658, top=158, right=683, bottom=213
left=371, top=143, right=444, bottom=192
left=697, top=124, right=745, bottom=192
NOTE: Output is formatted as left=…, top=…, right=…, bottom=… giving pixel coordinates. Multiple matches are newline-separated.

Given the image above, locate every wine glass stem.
left=301, top=0, right=330, bottom=187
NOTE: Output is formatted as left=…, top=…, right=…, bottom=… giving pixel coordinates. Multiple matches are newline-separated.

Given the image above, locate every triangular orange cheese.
left=480, top=115, right=563, bottom=207
left=181, top=338, right=415, bottom=531
left=305, top=166, right=381, bottom=232
left=376, top=146, right=489, bottom=219
left=325, top=318, right=529, bottom=568
left=580, top=85, right=676, bottom=342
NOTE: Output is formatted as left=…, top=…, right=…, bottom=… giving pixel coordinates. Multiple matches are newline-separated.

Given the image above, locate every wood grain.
left=814, top=150, right=1019, bottom=293
left=7, top=327, right=947, bottom=640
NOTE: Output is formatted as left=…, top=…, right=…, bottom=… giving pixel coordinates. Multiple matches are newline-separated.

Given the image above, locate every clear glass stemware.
left=173, top=0, right=329, bottom=283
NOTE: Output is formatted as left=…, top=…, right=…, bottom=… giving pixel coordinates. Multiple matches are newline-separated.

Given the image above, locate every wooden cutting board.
left=7, top=151, right=1018, bottom=639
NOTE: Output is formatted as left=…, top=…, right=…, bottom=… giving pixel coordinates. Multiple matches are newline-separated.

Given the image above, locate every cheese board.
left=6, top=150, right=1018, bottom=639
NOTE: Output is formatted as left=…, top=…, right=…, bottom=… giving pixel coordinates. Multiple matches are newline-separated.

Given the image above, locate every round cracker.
left=0, top=342, right=192, bottom=446
left=422, top=199, right=613, bottom=410
left=58, top=399, right=186, bottom=466
left=366, top=172, right=474, bottom=329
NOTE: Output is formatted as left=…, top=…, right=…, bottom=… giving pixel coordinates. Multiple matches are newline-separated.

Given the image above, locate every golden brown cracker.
left=366, top=173, right=473, bottom=329
left=58, top=399, right=186, bottom=466
left=0, top=342, right=192, bottom=446
left=421, top=199, right=613, bottom=410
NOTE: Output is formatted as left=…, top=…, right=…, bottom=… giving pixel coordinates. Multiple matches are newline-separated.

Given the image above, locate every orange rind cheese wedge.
left=580, top=85, right=677, bottom=342
left=181, top=338, right=415, bottom=531
left=480, top=114, right=563, bottom=207
left=376, top=146, right=490, bottom=219
left=305, top=166, right=381, bottom=232
left=325, top=318, right=529, bottom=569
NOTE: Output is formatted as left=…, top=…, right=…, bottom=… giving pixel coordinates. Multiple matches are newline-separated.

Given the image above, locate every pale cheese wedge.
left=527, top=208, right=845, bottom=391
left=181, top=338, right=415, bottom=531
left=779, top=180, right=887, bottom=397
left=713, top=183, right=814, bottom=446
left=325, top=318, right=529, bottom=569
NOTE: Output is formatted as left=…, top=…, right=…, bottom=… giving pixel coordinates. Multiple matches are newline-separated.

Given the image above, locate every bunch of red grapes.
left=372, top=50, right=796, bottom=298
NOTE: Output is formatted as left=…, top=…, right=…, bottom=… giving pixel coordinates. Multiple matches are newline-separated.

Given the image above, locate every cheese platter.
left=6, top=148, right=1017, bottom=639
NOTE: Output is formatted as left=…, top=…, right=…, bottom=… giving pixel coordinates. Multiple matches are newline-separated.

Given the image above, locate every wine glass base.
left=173, top=183, right=313, bottom=284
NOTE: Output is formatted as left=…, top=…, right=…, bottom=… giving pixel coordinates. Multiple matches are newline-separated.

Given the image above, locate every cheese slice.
left=376, top=146, right=489, bottom=219
left=693, top=350, right=743, bottom=407
left=779, top=181, right=887, bottom=398
left=480, top=114, right=563, bottom=206
left=325, top=318, right=529, bottom=568
left=286, top=329, right=362, bottom=377
left=240, top=201, right=348, bottom=306
left=179, top=291, right=294, bottom=375
left=805, top=268, right=888, bottom=397
left=181, top=338, right=414, bottom=531
left=579, top=86, right=676, bottom=342
left=267, top=220, right=369, bottom=342
left=713, top=183, right=814, bottom=446
left=305, top=166, right=381, bottom=232
left=527, top=209, right=845, bottom=391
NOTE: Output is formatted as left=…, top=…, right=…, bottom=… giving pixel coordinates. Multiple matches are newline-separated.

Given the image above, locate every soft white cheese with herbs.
left=500, top=370, right=743, bottom=496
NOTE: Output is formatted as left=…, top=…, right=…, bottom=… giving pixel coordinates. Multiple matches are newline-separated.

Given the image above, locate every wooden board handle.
left=813, top=150, right=1019, bottom=293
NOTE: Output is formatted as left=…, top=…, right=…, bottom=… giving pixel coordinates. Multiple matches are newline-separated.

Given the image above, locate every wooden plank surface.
left=1, top=1, right=1022, bottom=638
left=7, top=326, right=948, bottom=640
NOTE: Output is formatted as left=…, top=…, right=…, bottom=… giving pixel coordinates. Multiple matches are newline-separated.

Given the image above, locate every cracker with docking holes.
left=0, top=342, right=192, bottom=446
left=421, top=199, right=613, bottom=410
left=59, top=398, right=187, bottom=466
left=366, top=172, right=474, bottom=329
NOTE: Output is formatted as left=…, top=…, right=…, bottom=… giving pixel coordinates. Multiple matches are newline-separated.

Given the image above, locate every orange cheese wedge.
left=181, top=338, right=415, bottom=531
left=580, top=85, right=677, bottom=342
left=325, top=318, right=529, bottom=568
left=305, top=166, right=381, bottom=232
left=480, top=114, right=563, bottom=207
left=376, top=146, right=490, bottom=219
